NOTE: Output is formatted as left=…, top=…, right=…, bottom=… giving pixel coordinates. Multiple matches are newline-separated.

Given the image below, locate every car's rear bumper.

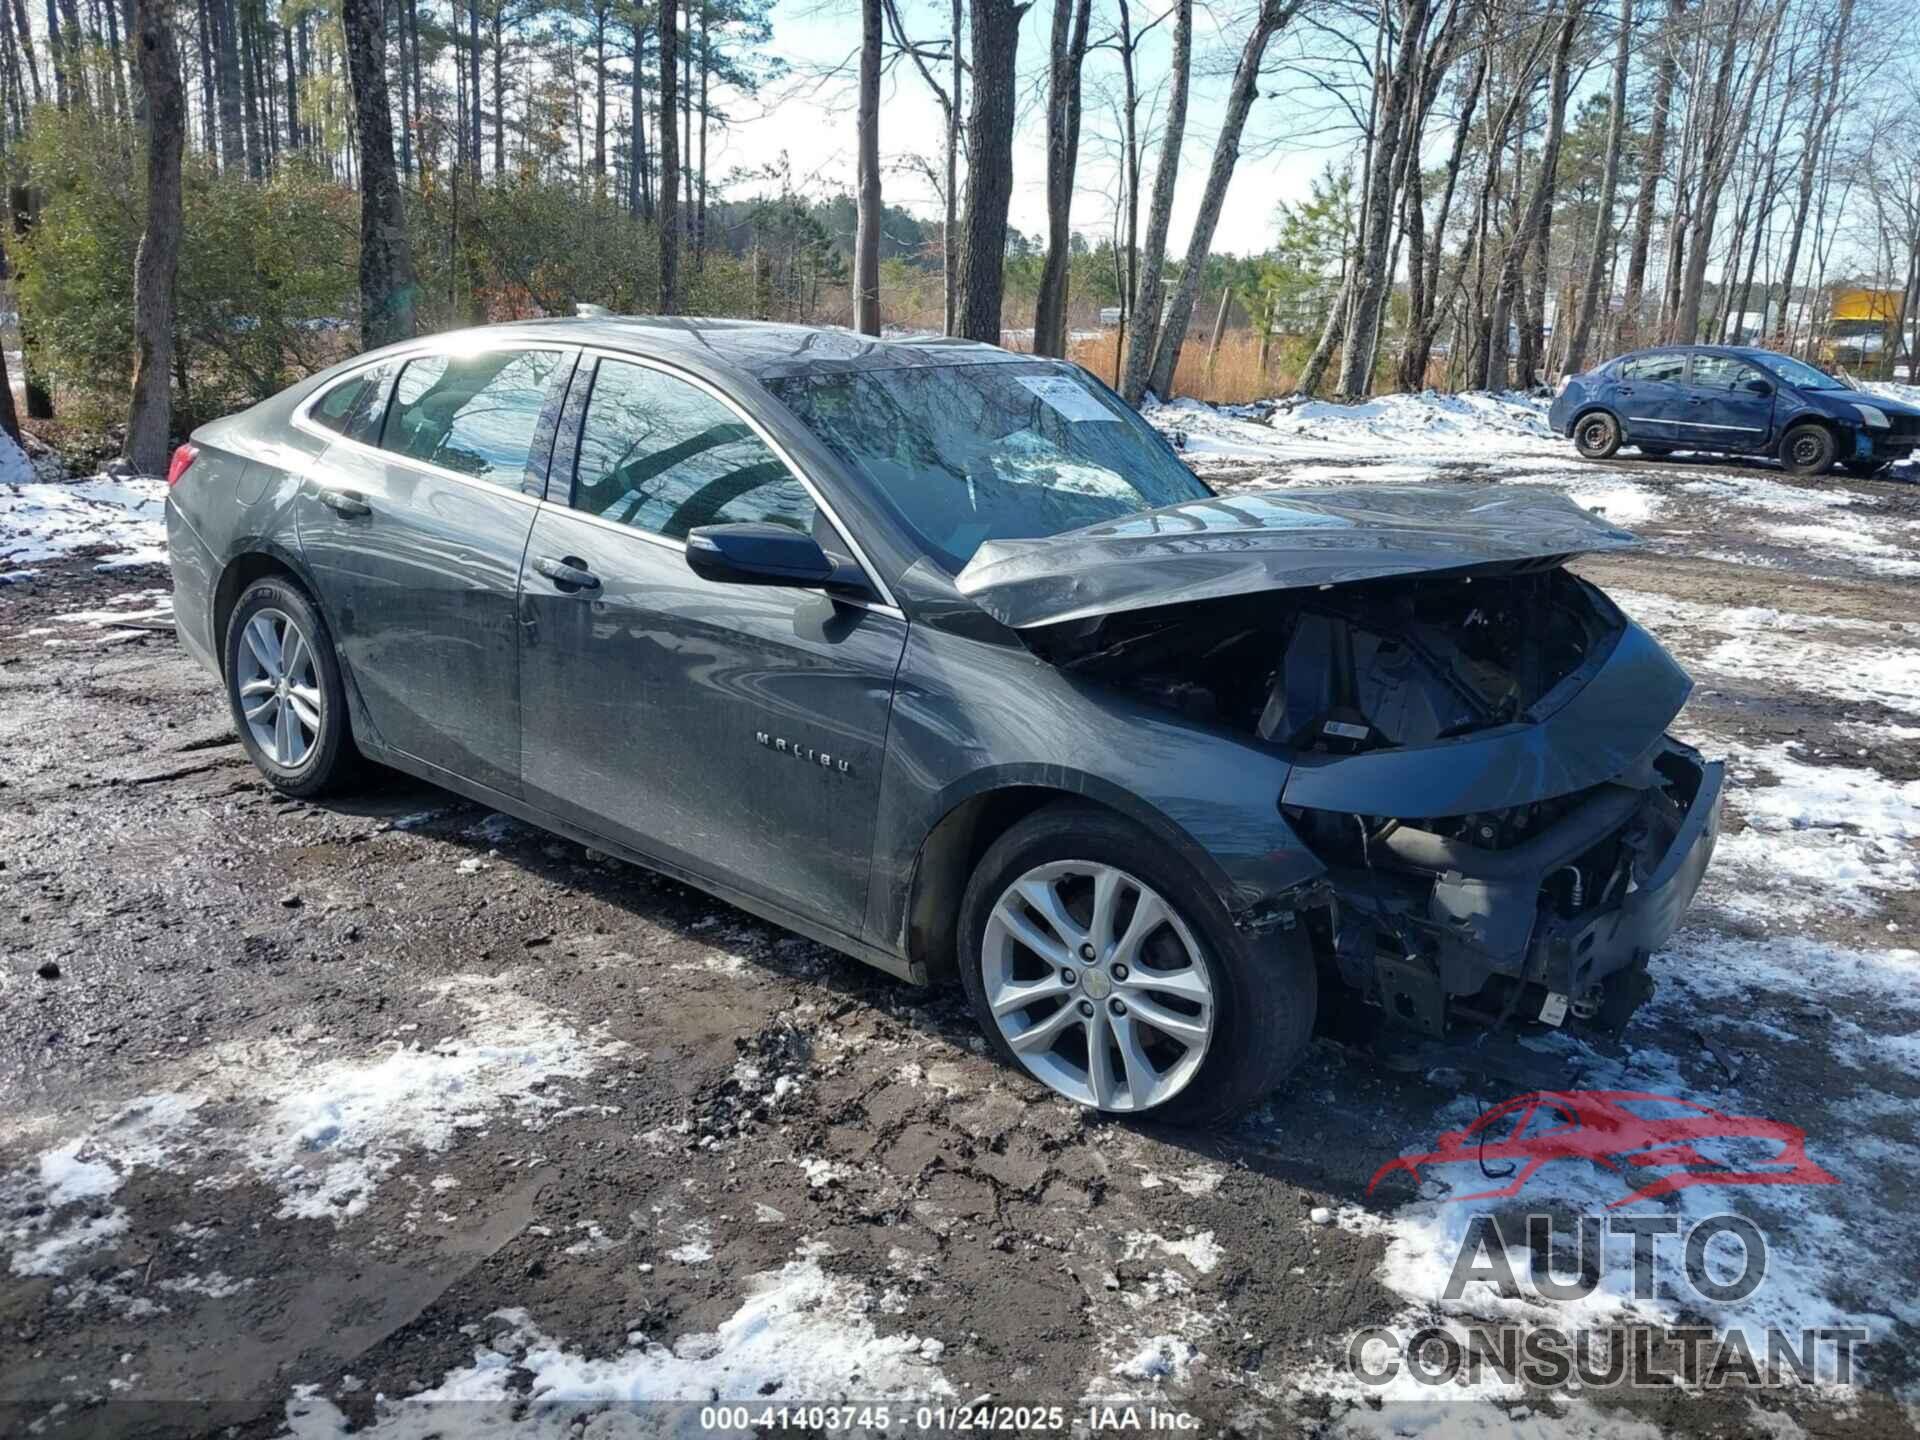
left=165, top=495, right=222, bottom=678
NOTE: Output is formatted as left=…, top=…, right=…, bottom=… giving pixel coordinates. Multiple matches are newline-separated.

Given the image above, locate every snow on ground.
left=1, top=973, right=627, bottom=1297
left=281, top=1257, right=954, bottom=1438
left=1607, top=589, right=1920, bottom=716
left=0, top=467, right=169, bottom=575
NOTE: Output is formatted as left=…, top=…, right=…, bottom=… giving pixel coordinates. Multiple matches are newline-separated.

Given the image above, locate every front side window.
left=571, top=359, right=817, bottom=539
left=1690, top=355, right=1764, bottom=391
left=1758, top=353, right=1846, bottom=391
left=309, top=361, right=396, bottom=442
left=382, top=348, right=561, bottom=485
left=1621, top=353, right=1687, bottom=384
left=764, top=362, right=1208, bottom=572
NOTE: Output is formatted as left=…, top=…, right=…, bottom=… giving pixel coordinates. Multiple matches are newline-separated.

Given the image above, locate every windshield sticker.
left=1017, top=375, right=1120, bottom=423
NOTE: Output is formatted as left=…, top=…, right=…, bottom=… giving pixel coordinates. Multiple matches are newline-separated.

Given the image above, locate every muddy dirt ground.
left=3, top=441, right=1918, bottom=1439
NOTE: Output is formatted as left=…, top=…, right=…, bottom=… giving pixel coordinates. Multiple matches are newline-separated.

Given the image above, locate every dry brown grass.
left=1065, top=330, right=1303, bottom=405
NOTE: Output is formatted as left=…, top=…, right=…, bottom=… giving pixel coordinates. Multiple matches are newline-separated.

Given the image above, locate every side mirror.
left=685, top=522, right=860, bottom=591
left=1746, top=378, right=1774, bottom=396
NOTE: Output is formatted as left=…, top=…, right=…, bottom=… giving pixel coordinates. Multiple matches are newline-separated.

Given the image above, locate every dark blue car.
left=1549, top=346, right=1920, bottom=477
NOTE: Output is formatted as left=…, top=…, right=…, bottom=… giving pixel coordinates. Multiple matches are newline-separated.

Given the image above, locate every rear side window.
left=570, top=358, right=817, bottom=540
left=1621, top=353, right=1687, bottom=384
left=308, top=362, right=396, bottom=442
left=383, top=348, right=561, bottom=486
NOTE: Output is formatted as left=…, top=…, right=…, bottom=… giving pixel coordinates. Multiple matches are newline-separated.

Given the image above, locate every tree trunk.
left=1145, top=0, right=1296, bottom=400
left=9, top=190, right=52, bottom=418
left=282, top=15, right=301, bottom=156
left=955, top=0, right=1028, bottom=344
left=45, top=0, right=68, bottom=109
left=10, top=0, right=38, bottom=104
left=343, top=0, right=415, bottom=347
left=1031, top=0, right=1092, bottom=356
left=658, top=0, right=679, bottom=313
left=631, top=18, right=651, bottom=217
left=1337, top=0, right=1431, bottom=398
left=212, top=0, right=242, bottom=170
left=1772, top=0, right=1852, bottom=345
left=240, top=0, right=265, bottom=177
left=1398, top=44, right=1484, bottom=390
left=467, top=0, right=482, bottom=173
left=1622, top=0, right=1682, bottom=336
left=1483, top=0, right=1581, bottom=390
left=1564, top=0, right=1631, bottom=375
left=492, top=0, right=503, bottom=174
left=125, top=0, right=183, bottom=475
left=853, top=0, right=882, bottom=334
left=1117, top=0, right=1188, bottom=402
left=945, top=0, right=961, bottom=333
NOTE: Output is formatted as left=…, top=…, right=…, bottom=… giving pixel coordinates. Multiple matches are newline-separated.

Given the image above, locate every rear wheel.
left=957, top=804, right=1315, bottom=1126
left=225, top=577, right=357, bottom=798
left=1574, top=412, right=1621, bottom=459
left=1781, top=423, right=1838, bottom=476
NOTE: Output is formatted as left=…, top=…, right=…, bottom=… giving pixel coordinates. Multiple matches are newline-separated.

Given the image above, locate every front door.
left=1681, top=353, right=1776, bottom=450
left=1613, top=351, right=1692, bottom=445
left=517, top=353, right=908, bottom=936
left=296, top=344, right=573, bottom=797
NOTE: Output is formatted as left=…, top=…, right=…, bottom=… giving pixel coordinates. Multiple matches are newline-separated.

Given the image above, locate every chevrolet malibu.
left=1550, top=344, right=1920, bottom=476
left=166, top=318, right=1724, bottom=1124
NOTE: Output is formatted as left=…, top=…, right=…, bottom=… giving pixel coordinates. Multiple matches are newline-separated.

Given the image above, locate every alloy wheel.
left=235, top=608, right=323, bottom=769
left=981, top=860, right=1215, bottom=1112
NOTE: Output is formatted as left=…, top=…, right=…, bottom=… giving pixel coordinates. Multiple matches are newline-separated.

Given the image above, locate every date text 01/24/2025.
left=696, top=1404, right=1203, bottom=1432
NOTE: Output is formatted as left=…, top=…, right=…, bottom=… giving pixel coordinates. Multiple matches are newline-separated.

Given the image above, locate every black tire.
left=224, top=576, right=358, bottom=798
left=956, top=803, right=1316, bottom=1127
left=1573, top=412, right=1621, bottom=459
left=1637, top=445, right=1675, bottom=457
left=1841, top=458, right=1891, bottom=480
left=1781, top=423, right=1838, bottom=476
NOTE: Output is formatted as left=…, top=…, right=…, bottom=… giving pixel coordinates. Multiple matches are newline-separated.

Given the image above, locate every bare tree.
left=1145, top=0, right=1303, bottom=400
left=881, top=0, right=963, bottom=333
left=1772, top=0, right=1853, bottom=344
left=125, top=0, right=184, bottom=474
left=955, top=0, right=1030, bottom=343
left=854, top=0, right=883, bottom=334
left=343, top=0, right=416, bottom=346
left=1564, top=0, right=1632, bottom=373
left=1622, top=0, right=1683, bottom=334
left=659, top=0, right=680, bottom=313
left=1118, top=0, right=1190, bottom=405
left=1032, top=0, right=1093, bottom=355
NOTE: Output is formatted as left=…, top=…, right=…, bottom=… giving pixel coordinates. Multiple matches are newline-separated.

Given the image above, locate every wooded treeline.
left=0, top=0, right=1915, bottom=469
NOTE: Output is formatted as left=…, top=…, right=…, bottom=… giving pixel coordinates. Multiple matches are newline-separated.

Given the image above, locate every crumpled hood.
left=955, top=485, right=1641, bottom=629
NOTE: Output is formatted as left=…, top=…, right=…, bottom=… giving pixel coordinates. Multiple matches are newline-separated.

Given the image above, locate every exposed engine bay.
left=1034, top=563, right=1618, bottom=754
left=1026, top=563, right=1723, bottom=1044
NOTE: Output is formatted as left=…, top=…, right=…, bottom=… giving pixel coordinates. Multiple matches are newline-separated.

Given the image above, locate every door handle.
left=318, top=488, right=371, bottom=517
left=1617, top=386, right=1634, bottom=396
left=534, top=555, right=601, bottom=593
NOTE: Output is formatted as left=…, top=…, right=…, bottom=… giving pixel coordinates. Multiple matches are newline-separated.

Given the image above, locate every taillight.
left=165, top=443, right=199, bottom=486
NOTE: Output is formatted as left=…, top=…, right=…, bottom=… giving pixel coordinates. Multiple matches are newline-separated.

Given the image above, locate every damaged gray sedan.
left=165, top=318, right=1723, bottom=1125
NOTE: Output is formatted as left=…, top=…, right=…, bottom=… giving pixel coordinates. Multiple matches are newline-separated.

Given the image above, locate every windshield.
left=764, top=362, right=1210, bottom=571
left=1759, top=353, right=1847, bottom=391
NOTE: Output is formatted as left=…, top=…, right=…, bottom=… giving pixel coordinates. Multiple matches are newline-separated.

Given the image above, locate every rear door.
left=1681, top=353, right=1775, bottom=449
left=517, top=352, right=908, bottom=935
left=1613, top=352, right=1691, bottom=444
left=296, top=343, right=574, bottom=797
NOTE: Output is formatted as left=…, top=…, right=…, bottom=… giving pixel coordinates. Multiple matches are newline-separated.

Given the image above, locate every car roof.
left=397, top=315, right=1039, bottom=385
left=1617, top=344, right=1781, bottom=362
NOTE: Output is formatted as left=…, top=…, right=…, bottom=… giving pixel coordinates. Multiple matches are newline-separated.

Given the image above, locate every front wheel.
left=957, top=805, right=1315, bottom=1126
left=225, top=577, right=358, bottom=798
left=1574, top=412, right=1622, bottom=459
left=1781, top=423, right=1838, bottom=476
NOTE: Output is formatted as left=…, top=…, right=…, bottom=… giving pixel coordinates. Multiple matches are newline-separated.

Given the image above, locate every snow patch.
left=0, top=472, right=168, bottom=570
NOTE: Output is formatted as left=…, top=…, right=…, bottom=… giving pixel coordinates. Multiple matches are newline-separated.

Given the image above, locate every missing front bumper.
left=1305, top=739, right=1723, bottom=1037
